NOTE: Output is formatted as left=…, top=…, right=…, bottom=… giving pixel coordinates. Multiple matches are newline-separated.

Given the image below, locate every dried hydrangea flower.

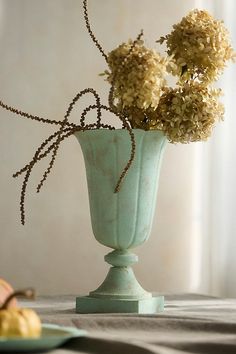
left=103, top=39, right=170, bottom=111
left=157, top=9, right=236, bottom=83
left=121, top=106, right=151, bottom=130
left=149, top=83, right=224, bottom=143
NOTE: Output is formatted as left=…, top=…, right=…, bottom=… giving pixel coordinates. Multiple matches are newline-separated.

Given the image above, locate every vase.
left=75, top=129, right=167, bottom=313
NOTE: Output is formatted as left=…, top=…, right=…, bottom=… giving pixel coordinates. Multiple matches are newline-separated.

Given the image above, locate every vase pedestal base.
left=76, top=251, right=164, bottom=313
left=76, top=294, right=164, bottom=314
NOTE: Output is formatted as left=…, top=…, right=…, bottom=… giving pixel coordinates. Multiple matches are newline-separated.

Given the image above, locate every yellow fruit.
left=0, top=279, right=18, bottom=309
left=0, top=289, right=41, bottom=338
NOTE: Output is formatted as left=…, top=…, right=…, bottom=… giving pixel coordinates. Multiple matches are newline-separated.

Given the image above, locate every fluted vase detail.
left=75, top=129, right=167, bottom=313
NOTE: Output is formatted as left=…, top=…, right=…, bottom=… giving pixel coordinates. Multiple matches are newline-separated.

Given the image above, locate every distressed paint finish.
left=75, top=129, right=167, bottom=313
left=76, top=129, right=166, bottom=249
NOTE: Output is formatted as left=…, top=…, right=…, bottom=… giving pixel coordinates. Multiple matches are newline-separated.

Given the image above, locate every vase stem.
left=89, top=250, right=151, bottom=300
left=105, top=250, right=138, bottom=267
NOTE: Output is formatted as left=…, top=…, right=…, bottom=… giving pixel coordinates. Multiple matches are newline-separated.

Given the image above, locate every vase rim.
left=74, top=128, right=166, bottom=138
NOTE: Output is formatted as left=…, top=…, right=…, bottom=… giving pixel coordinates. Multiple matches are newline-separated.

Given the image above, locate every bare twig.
left=83, top=0, right=108, bottom=62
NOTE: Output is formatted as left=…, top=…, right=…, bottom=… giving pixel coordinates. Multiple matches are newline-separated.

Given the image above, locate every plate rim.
left=0, top=323, right=87, bottom=343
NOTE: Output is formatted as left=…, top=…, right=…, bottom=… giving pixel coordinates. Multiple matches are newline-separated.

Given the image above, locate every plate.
left=0, top=324, right=87, bottom=352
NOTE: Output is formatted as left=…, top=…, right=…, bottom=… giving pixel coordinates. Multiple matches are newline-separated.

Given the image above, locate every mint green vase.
left=75, top=129, right=167, bottom=313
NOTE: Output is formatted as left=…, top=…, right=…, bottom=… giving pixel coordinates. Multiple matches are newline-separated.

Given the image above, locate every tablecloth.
left=19, top=294, right=236, bottom=354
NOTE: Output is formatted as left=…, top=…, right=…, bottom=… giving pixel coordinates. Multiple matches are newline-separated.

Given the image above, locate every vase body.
left=75, top=129, right=167, bottom=313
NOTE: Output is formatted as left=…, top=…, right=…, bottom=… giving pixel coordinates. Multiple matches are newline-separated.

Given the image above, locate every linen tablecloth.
left=19, top=294, right=236, bottom=354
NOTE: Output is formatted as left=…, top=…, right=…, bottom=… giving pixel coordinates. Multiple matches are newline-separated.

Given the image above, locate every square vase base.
left=76, top=294, right=164, bottom=314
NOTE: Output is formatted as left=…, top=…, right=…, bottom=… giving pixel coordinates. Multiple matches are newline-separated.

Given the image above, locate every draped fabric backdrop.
left=0, top=0, right=235, bottom=297
left=195, top=0, right=236, bottom=297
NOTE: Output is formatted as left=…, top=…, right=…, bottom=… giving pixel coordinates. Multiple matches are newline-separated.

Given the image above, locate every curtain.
left=195, top=0, right=236, bottom=297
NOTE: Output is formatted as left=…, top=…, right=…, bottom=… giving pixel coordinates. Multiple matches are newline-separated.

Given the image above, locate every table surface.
left=18, top=294, right=236, bottom=354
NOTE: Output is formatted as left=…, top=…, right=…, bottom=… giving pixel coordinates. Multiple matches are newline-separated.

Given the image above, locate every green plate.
left=0, top=324, right=87, bottom=352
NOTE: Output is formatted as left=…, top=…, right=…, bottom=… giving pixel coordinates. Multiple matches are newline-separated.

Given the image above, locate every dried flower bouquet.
left=104, top=9, right=235, bottom=141
left=0, top=1, right=235, bottom=224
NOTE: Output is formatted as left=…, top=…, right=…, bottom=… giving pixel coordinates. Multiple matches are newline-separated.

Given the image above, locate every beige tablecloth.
left=19, top=294, right=236, bottom=354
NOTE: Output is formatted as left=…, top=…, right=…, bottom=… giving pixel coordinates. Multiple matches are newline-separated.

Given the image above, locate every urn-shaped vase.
left=75, top=129, right=167, bottom=313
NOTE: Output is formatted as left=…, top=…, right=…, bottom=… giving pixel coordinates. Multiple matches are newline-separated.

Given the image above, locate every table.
left=20, top=294, right=236, bottom=354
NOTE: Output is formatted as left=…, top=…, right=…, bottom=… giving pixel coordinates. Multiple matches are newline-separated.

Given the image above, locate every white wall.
left=0, top=0, right=200, bottom=296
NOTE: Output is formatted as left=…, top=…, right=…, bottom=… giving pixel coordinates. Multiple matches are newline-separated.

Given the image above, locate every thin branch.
left=83, top=0, right=108, bottom=62
left=36, top=88, right=102, bottom=193
left=0, top=99, right=62, bottom=126
left=79, top=103, right=136, bottom=192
